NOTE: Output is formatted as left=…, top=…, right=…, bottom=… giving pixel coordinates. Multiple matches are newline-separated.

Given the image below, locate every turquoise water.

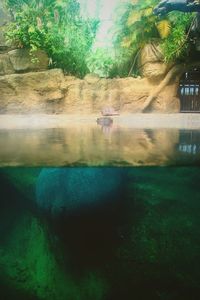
left=1, top=166, right=200, bottom=300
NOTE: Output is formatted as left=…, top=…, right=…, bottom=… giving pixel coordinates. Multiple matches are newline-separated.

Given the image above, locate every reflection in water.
left=179, top=144, right=198, bottom=154
left=1, top=125, right=200, bottom=166
left=178, top=130, right=200, bottom=154
left=97, top=117, right=114, bottom=140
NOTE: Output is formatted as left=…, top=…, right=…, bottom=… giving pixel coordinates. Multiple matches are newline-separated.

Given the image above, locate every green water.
left=0, top=167, right=200, bottom=300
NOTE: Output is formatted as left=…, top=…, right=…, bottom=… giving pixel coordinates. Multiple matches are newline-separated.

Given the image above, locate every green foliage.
left=114, top=0, right=195, bottom=75
left=114, top=1, right=159, bottom=64
left=5, top=0, right=195, bottom=78
left=5, top=7, right=47, bottom=52
left=161, top=12, right=194, bottom=62
left=109, top=48, right=134, bottom=78
left=5, top=0, right=99, bottom=77
left=86, top=48, right=115, bottom=77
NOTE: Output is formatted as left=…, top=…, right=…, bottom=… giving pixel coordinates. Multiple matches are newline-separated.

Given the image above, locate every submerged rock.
left=36, top=167, right=126, bottom=215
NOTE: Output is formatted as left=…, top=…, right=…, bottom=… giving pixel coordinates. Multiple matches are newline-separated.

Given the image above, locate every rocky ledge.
left=0, top=49, right=49, bottom=76
left=0, top=69, right=180, bottom=114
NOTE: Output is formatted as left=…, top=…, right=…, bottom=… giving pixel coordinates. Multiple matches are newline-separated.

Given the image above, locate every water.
left=1, top=126, right=200, bottom=167
left=1, top=122, right=200, bottom=300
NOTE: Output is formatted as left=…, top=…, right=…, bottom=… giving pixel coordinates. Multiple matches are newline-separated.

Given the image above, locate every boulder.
left=0, top=53, right=14, bottom=75
left=139, top=43, right=170, bottom=80
left=0, top=49, right=49, bottom=76
left=0, top=69, right=65, bottom=113
left=8, top=49, right=49, bottom=72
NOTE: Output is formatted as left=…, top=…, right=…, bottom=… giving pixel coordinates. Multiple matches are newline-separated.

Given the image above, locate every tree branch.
left=141, top=64, right=184, bottom=112
left=141, top=61, right=200, bottom=112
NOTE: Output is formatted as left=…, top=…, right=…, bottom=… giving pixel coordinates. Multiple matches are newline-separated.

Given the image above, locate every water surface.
left=0, top=126, right=200, bottom=166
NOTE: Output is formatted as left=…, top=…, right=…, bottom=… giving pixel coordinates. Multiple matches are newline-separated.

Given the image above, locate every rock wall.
left=0, top=69, right=64, bottom=113
left=0, top=11, right=181, bottom=116
left=0, top=68, right=180, bottom=114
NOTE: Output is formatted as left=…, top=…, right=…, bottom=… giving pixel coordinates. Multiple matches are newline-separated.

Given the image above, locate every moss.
left=0, top=215, right=107, bottom=300
left=114, top=167, right=200, bottom=298
left=2, top=167, right=200, bottom=300
left=0, top=168, right=41, bottom=201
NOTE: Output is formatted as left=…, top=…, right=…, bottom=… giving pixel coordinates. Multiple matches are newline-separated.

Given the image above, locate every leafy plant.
left=113, top=0, right=194, bottom=75
left=157, top=20, right=171, bottom=39
left=160, top=12, right=194, bottom=62
left=5, top=0, right=195, bottom=78
left=86, top=48, right=115, bottom=77
left=5, top=0, right=99, bottom=77
left=108, top=48, right=134, bottom=78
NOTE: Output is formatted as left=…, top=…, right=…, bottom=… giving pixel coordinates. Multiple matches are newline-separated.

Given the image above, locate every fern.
left=161, top=12, right=194, bottom=63
left=156, top=20, right=171, bottom=39
left=127, top=10, right=143, bottom=27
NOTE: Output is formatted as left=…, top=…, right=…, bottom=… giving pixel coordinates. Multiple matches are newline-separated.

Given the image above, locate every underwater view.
left=2, top=0, right=200, bottom=299
left=0, top=126, right=200, bottom=300
left=1, top=165, right=200, bottom=300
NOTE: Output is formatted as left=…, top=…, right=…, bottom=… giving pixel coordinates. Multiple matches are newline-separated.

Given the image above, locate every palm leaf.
left=121, top=32, right=137, bottom=48
left=143, top=7, right=153, bottom=17
left=157, top=20, right=171, bottom=39
left=127, top=10, right=143, bottom=27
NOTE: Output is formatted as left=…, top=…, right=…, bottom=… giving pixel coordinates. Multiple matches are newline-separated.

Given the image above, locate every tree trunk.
left=141, top=64, right=185, bottom=112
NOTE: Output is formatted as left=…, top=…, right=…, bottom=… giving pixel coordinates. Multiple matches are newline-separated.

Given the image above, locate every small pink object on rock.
left=101, top=106, right=120, bottom=116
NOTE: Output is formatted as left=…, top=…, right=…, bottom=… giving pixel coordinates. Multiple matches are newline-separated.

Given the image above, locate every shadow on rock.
left=36, top=167, right=130, bottom=270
